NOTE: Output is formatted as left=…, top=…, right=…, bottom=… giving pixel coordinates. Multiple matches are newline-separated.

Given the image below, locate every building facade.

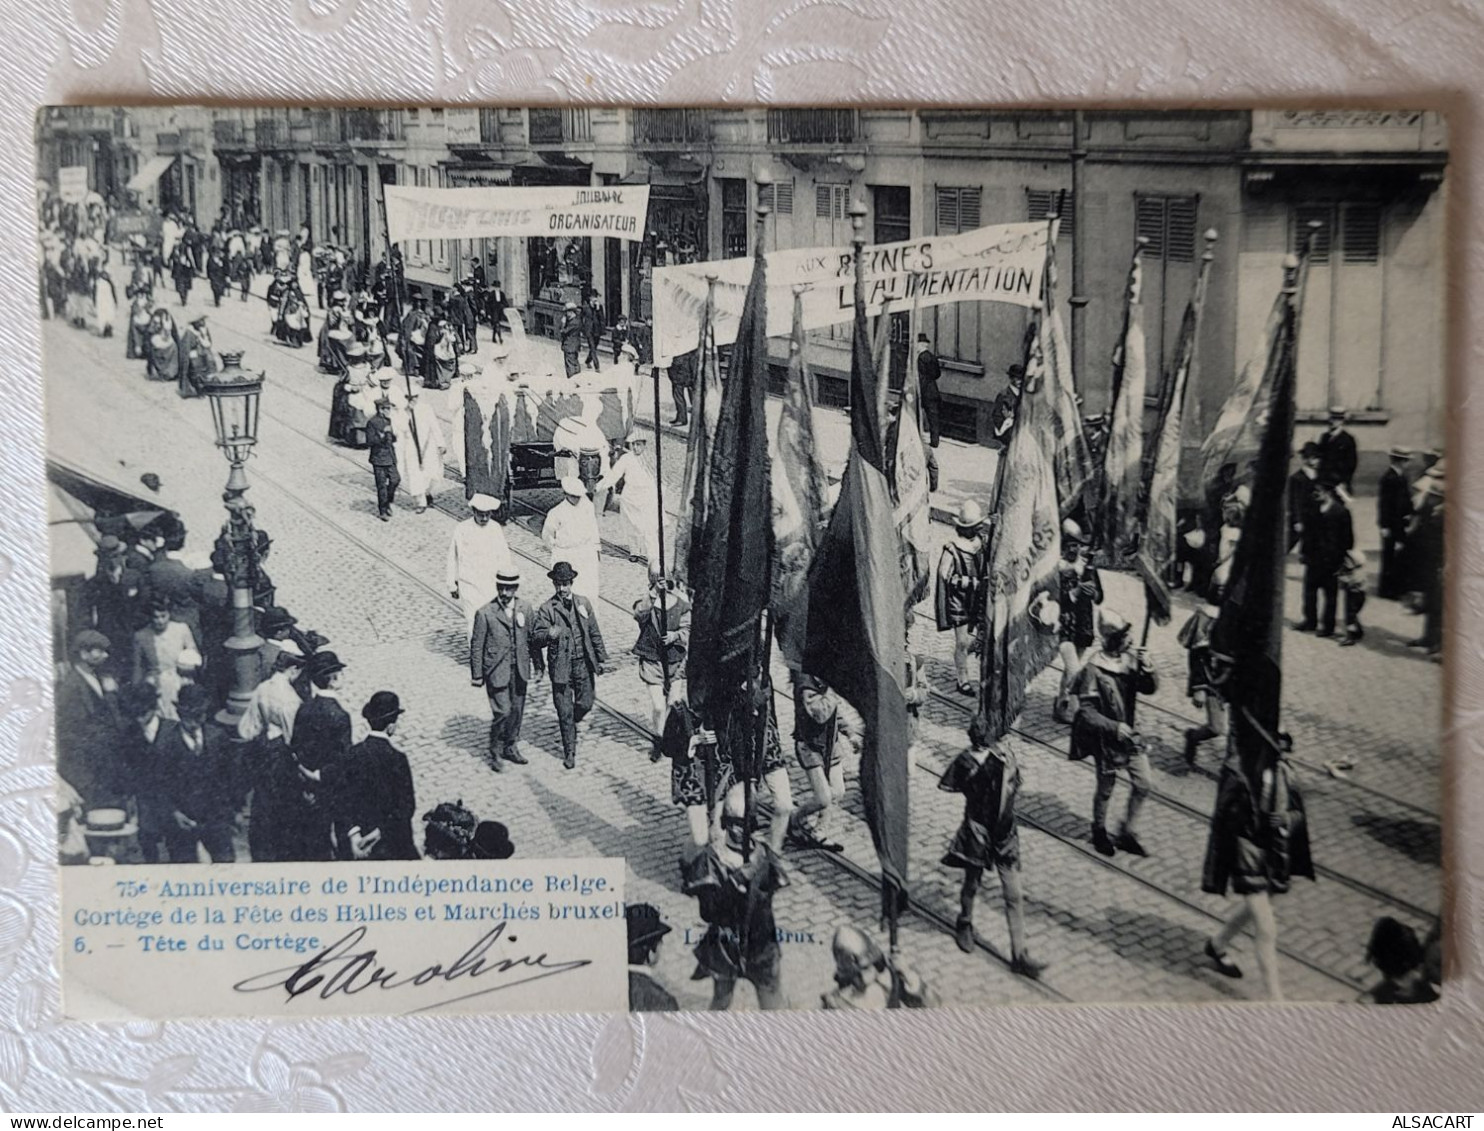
left=36, top=106, right=1447, bottom=473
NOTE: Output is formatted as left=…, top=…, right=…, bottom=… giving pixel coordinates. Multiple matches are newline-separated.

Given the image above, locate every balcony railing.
left=48, top=107, right=118, bottom=135
left=766, top=108, right=858, bottom=145
left=213, top=118, right=246, bottom=146
left=528, top=107, right=592, bottom=145
left=345, top=108, right=404, bottom=142
left=253, top=113, right=288, bottom=148
left=633, top=108, right=710, bottom=145
left=310, top=109, right=348, bottom=145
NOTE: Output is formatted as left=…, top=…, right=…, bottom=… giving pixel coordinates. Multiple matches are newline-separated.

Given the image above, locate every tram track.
left=149, top=317, right=1408, bottom=997
left=121, top=334, right=1076, bottom=1002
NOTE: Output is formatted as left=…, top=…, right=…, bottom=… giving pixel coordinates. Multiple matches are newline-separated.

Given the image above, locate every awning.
left=46, top=456, right=174, bottom=581
left=126, top=155, right=176, bottom=193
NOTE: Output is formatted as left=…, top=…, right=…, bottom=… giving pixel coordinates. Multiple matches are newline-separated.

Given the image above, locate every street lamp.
left=200, top=350, right=265, bottom=728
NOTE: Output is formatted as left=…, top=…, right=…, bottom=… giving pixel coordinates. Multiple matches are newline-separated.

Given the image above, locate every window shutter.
left=1026, top=188, right=1074, bottom=236
left=763, top=180, right=794, bottom=215
left=1342, top=203, right=1381, bottom=264
left=936, top=187, right=959, bottom=234
left=816, top=184, right=833, bottom=219
left=1136, top=196, right=1166, bottom=259
left=1294, top=204, right=1333, bottom=264
left=1167, top=196, right=1198, bottom=261
left=958, top=187, right=982, bottom=230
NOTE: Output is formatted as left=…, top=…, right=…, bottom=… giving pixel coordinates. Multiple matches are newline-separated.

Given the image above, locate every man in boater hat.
left=470, top=569, right=543, bottom=772
left=447, top=494, right=512, bottom=634
left=532, top=561, right=610, bottom=771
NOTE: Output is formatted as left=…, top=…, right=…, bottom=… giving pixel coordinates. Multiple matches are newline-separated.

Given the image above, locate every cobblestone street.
left=43, top=275, right=1442, bottom=1009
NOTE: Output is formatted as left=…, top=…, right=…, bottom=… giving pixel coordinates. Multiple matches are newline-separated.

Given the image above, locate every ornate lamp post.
left=199, top=350, right=265, bottom=728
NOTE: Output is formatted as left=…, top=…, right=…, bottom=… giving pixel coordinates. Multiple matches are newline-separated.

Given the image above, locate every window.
left=1131, top=194, right=1200, bottom=390
left=759, top=180, right=793, bottom=215
left=720, top=178, right=748, bottom=258
left=933, top=186, right=984, bottom=362
left=1027, top=188, right=1073, bottom=237
left=811, top=184, right=855, bottom=342
left=1290, top=201, right=1386, bottom=412
left=816, top=183, right=851, bottom=222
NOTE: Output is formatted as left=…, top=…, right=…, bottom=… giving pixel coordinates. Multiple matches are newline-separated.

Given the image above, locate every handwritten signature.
left=232, top=924, right=591, bottom=1015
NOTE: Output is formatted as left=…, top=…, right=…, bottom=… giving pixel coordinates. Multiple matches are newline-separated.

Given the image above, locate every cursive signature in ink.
left=232, top=923, right=592, bottom=1014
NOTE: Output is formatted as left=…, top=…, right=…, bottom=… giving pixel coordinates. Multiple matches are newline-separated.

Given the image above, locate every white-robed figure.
left=596, top=435, right=664, bottom=579
left=93, top=250, right=117, bottom=338
left=541, top=477, right=602, bottom=603
left=395, top=389, right=447, bottom=513
left=447, top=494, right=512, bottom=631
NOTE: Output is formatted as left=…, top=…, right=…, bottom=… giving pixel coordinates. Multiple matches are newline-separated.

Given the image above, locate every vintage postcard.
left=38, top=105, right=1444, bottom=1017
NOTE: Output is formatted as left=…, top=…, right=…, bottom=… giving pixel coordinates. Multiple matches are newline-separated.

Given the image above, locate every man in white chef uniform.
left=447, top=494, right=512, bottom=634
left=596, top=436, right=663, bottom=581
left=541, top=477, right=602, bottom=603
left=394, top=389, right=447, bottom=513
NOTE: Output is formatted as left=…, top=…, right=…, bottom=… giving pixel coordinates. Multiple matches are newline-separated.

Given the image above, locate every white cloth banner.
left=58, top=165, right=88, bottom=203
left=652, top=221, right=1050, bottom=365
left=384, top=184, right=650, bottom=243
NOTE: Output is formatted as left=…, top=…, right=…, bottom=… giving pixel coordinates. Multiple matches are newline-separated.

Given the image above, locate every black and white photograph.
left=40, top=105, right=1445, bottom=1013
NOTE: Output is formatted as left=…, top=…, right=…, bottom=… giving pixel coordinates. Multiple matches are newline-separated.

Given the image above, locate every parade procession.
left=39, top=107, right=1445, bottom=1012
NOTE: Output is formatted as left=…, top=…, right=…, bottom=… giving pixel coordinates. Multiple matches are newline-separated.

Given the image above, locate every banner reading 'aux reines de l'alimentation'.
left=651, top=221, right=1051, bottom=366
left=384, top=184, right=651, bottom=244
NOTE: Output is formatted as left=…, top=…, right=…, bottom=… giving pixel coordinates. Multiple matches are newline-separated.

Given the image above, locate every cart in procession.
left=452, top=353, right=642, bottom=512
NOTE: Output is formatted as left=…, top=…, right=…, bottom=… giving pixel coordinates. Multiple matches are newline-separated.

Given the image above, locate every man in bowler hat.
left=335, top=691, right=419, bottom=860
left=282, top=650, right=349, bottom=860
left=626, top=903, right=679, bottom=1011
left=531, top=561, right=611, bottom=770
left=470, top=568, right=544, bottom=772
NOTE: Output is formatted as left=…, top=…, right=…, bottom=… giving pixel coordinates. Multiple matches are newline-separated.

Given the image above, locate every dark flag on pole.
left=803, top=237, right=910, bottom=911
left=673, top=283, right=723, bottom=589
left=686, top=249, right=773, bottom=722
left=1137, top=230, right=1216, bottom=625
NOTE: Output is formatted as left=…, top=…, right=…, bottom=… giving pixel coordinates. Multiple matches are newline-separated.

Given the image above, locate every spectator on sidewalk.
left=158, top=683, right=239, bottom=863
left=914, top=333, right=942, bottom=448
left=1295, top=477, right=1354, bottom=639
left=1286, top=443, right=1321, bottom=553
left=1377, top=447, right=1413, bottom=599
left=990, top=364, right=1023, bottom=446
left=333, top=692, right=419, bottom=860
left=1406, top=461, right=1445, bottom=657
left=559, top=301, right=583, bottom=379
left=626, top=903, right=680, bottom=1012
left=582, top=292, right=605, bottom=371
left=667, top=347, right=696, bottom=427
left=1338, top=551, right=1368, bottom=647
left=1316, top=406, right=1358, bottom=495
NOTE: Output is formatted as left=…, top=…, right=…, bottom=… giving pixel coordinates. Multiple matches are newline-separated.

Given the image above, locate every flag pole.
left=1141, top=226, right=1218, bottom=645
left=847, top=192, right=902, bottom=949
left=375, top=173, right=421, bottom=463
left=741, top=174, right=773, bottom=865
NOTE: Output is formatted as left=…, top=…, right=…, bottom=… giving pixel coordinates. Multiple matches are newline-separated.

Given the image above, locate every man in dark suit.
left=582, top=293, right=605, bottom=371
left=74, top=536, right=143, bottom=679
left=626, top=903, right=679, bottom=1011
left=157, top=683, right=240, bottom=862
left=1377, top=446, right=1414, bottom=599
left=55, top=629, right=123, bottom=809
left=990, top=364, right=1024, bottom=447
left=1286, top=443, right=1322, bottom=553
left=1316, top=406, right=1359, bottom=494
left=470, top=569, right=543, bottom=772
left=145, top=517, right=205, bottom=647
left=485, top=278, right=508, bottom=344
left=332, top=691, right=419, bottom=860
left=531, top=561, right=611, bottom=770
left=914, top=333, right=942, bottom=448
left=667, top=348, right=696, bottom=427
left=1296, top=477, right=1354, bottom=638
left=282, top=650, right=350, bottom=861
left=367, top=397, right=399, bottom=521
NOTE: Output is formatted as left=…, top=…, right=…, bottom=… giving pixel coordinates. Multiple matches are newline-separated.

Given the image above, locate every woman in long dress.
left=421, top=313, right=460, bottom=390
left=145, top=309, right=182, bottom=383
left=92, top=255, right=117, bottom=339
